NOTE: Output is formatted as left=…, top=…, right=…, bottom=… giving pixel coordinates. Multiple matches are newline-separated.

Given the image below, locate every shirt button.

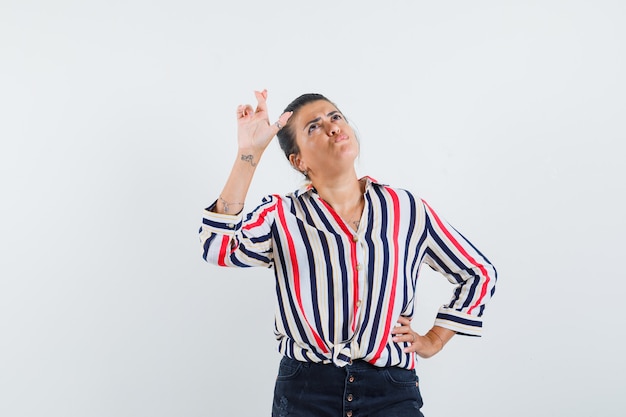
left=227, top=223, right=235, bottom=229
left=356, top=264, right=362, bottom=271
left=346, top=411, right=353, bottom=417
left=352, top=235, right=358, bottom=242
left=348, top=375, right=355, bottom=383
left=347, top=394, right=354, bottom=402
left=356, top=300, right=362, bottom=307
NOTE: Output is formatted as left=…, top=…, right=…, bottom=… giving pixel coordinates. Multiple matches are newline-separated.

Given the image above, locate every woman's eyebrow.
left=303, top=117, right=321, bottom=130
left=303, top=112, right=340, bottom=131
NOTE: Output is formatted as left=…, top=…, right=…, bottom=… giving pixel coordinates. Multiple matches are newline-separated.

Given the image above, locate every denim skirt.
left=272, top=356, right=424, bottom=417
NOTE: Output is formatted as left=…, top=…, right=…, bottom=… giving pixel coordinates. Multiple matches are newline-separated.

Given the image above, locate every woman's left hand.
left=392, top=317, right=454, bottom=359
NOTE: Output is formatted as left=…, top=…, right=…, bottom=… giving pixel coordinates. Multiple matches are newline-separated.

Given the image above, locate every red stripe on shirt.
left=422, top=199, right=491, bottom=315
left=242, top=197, right=278, bottom=230
left=319, top=199, right=360, bottom=332
left=276, top=196, right=329, bottom=354
left=217, top=235, right=230, bottom=267
left=372, top=187, right=400, bottom=363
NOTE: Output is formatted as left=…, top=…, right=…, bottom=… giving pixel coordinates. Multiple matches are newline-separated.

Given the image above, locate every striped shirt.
left=199, top=177, right=496, bottom=369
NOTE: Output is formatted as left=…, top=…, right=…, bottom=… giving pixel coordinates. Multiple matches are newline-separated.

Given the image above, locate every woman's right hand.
left=392, top=317, right=454, bottom=359
left=236, top=89, right=292, bottom=155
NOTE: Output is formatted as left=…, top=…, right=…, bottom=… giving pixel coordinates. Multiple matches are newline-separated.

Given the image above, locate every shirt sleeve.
left=421, top=199, right=497, bottom=336
left=199, top=195, right=278, bottom=268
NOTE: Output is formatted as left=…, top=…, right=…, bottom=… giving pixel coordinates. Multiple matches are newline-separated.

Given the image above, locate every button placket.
left=345, top=370, right=357, bottom=417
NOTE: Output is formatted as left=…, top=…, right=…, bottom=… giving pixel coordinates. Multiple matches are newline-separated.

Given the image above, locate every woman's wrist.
left=427, top=330, right=445, bottom=353
left=425, top=326, right=455, bottom=356
left=237, top=148, right=263, bottom=168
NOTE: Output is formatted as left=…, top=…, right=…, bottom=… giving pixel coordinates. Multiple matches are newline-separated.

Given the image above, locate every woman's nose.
left=327, top=122, right=340, bottom=136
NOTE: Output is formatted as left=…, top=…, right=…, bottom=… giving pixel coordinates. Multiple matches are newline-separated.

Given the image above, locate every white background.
left=1, top=1, right=625, bottom=416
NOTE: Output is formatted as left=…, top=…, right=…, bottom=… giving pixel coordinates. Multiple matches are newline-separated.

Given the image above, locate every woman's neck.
left=311, top=171, right=364, bottom=212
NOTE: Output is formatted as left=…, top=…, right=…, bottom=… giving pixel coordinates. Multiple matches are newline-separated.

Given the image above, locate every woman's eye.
left=332, top=114, right=342, bottom=121
left=308, top=124, right=318, bottom=133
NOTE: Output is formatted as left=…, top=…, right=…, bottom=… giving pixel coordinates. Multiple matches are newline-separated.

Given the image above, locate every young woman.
left=199, top=90, right=497, bottom=417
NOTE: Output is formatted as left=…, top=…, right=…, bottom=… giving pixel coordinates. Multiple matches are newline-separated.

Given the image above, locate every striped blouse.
left=199, top=177, right=496, bottom=369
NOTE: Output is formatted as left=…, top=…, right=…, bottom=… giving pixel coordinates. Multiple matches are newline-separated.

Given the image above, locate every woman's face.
left=289, top=100, right=359, bottom=178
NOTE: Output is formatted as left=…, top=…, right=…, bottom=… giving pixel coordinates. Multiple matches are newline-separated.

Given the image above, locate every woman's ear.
left=289, top=153, right=306, bottom=173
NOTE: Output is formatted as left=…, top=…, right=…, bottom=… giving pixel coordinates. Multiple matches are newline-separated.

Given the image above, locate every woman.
left=199, top=90, right=496, bottom=417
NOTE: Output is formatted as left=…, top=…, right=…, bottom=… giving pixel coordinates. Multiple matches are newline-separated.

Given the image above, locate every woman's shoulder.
left=254, top=186, right=308, bottom=206
left=365, top=177, right=422, bottom=202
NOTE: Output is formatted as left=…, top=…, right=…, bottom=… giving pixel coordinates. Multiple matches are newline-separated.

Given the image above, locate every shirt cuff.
left=434, top=307, right=484, bottom=337
left=201, top=200, right=243, bottom=235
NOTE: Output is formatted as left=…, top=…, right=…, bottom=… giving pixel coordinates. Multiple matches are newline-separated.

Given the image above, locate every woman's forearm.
left=213, top=89, right=291, bottom=215
left=214, top=148, right=263, bottom=214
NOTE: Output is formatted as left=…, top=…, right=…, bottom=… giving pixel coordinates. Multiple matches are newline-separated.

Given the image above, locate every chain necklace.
left=344, top=195, right=364, bottom=232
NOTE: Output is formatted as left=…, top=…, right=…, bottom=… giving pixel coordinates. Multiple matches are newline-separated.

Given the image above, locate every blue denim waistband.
left=284, top=355, right=385, bottom=371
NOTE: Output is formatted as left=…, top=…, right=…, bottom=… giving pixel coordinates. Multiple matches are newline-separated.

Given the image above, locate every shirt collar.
left=294, top=176, right=384, bottom=197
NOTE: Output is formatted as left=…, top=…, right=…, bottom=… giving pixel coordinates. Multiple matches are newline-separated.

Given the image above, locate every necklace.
left=320, top=180, right=365, bottom=232
left=345, top=195, right=364, bottom=232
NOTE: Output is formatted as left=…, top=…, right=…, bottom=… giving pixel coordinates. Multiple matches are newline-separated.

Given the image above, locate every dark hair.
left=276, top=93, right=337, bottom=163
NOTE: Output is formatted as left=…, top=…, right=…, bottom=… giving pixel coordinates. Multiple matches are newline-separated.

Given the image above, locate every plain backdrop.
left=1, top=1, right=625, bottom=416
